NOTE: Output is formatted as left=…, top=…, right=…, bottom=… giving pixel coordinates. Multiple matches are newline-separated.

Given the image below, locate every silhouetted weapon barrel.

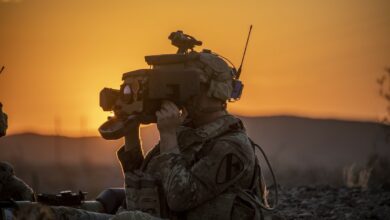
left=36, top=190, right=86, bottom=206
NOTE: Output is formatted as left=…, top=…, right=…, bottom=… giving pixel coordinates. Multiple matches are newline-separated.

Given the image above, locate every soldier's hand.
left=156, top=101, right=187, bottom=135
left=156, top=101, right=187, bottom=153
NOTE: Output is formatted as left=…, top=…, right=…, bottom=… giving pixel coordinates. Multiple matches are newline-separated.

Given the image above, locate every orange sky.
left=0, top=0, right=389, bottom=136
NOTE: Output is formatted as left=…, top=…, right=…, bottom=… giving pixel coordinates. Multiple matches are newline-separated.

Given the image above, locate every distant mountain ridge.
left=240, top=115, right=389, bottom=185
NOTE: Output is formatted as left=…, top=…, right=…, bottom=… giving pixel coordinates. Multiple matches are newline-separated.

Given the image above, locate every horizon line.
left=4, top=114, right=387, bottom=139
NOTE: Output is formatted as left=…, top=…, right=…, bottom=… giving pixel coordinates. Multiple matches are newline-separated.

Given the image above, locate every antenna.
left=236, top=25, right=253, bottom=79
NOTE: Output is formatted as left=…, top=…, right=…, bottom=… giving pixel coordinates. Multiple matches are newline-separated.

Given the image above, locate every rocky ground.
left=273, top=185, right=390, bottom=220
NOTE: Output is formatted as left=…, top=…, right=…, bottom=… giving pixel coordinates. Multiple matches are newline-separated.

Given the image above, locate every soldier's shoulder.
left=209, top=130, right=253, bottom=160
left=218, top=124, right=250, bottom=146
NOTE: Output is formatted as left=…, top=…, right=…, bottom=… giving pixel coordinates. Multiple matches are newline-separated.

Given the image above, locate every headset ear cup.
left=230, top=79, right=244, bottom=102
left=207, top=80, right=233, bottom=101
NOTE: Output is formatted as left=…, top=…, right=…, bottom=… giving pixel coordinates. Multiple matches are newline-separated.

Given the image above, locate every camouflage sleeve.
left=152, top=137, right=255, bottom=212
left=50, top=206, right=113, bottom=220
left=117, top=145, right=144, bottom=173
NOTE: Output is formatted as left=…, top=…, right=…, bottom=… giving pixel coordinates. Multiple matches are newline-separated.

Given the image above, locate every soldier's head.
left=0, top=102, right=8, bottom=137
left=184, top=52, right=234, bottom=121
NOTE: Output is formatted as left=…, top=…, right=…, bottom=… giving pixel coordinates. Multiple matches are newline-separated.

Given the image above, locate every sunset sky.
left=0, top=0, right=389, bottom=136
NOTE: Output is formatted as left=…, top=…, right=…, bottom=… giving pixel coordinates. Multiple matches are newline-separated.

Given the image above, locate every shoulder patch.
left=216, top=153, right=244, bottom=184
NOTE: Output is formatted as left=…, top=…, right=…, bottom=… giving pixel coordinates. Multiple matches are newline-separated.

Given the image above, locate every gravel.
left=272, top=186, right=390, bottom=220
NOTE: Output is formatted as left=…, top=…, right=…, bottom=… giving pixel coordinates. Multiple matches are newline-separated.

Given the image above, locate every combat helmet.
left=147, top=30, right=246, bottom=103
left=187, top=50, right=235, bottom=102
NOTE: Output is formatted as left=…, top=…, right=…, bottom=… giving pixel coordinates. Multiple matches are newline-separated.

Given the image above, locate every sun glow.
left=0, top=0, right=389, bottom=136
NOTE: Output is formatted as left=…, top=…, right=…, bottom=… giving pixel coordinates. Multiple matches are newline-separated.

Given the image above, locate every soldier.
left=112, top=51, right=268, bottom=220
left=0, top=103, right=35, bottom=202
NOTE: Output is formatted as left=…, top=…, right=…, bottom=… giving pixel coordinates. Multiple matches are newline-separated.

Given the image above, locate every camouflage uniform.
left=117, top=114, right=260, bottom=220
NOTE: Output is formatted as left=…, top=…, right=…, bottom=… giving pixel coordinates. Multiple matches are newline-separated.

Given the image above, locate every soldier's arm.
left=153, top=137, right=254, bottom=212
left=116, top=126, right=144, bottom=173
